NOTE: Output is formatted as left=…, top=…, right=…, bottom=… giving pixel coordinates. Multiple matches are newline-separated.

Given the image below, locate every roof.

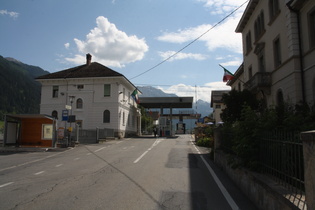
left=6, top=114, right=54, bottom=121
left=139, top=97, right=193, bottom=109
left=235, top=0, right=259, bottom=33
left=36, top=62, right=123, bottom=80
left=210, top=90, right=230, bottom=107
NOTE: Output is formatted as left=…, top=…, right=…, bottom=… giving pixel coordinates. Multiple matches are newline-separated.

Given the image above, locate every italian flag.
left=131, top=89, right=140, bottom=104
left=220, top=65, right=235, bottom=82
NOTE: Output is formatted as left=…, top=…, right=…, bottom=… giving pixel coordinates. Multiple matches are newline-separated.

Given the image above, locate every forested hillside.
left=0, top=56, right=49, bottom=119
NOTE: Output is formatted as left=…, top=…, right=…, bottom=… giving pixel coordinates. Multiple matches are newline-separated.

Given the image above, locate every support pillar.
left=300, top=130, right=315, bottom=209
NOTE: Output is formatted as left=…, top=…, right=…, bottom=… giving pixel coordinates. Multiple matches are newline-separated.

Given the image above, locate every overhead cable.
left=129, top=0, right=249, bottom=80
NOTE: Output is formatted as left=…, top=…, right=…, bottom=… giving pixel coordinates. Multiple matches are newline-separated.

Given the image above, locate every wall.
left=20, top=118, right=53, bottom=147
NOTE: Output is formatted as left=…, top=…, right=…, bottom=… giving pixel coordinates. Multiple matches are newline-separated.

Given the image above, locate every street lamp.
left=68, top=96, right=75, bottom=145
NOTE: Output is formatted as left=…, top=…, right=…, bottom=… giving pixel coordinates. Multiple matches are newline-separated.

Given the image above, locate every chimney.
left=86, top=53, right=92, bottom=65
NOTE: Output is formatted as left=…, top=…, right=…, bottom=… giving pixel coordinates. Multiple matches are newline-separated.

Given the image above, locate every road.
left=0, top=134, right=257, bottom=210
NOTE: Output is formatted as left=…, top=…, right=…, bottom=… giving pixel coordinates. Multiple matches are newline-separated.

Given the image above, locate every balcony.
left=245, top=72, right=272, bottom=94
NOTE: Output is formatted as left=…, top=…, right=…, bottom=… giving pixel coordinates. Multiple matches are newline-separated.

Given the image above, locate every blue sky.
left=1, top=0, right=249, bottom=102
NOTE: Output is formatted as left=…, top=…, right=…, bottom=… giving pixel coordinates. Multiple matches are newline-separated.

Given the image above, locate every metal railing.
left=259, top=130, right=306, bottom=209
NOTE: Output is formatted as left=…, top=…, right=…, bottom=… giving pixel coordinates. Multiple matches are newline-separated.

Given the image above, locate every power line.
left=129, top=1, right=249, bottom=80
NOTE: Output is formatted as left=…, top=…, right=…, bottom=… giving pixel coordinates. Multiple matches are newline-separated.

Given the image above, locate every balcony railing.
left=245, top=72, right=271, bottom=93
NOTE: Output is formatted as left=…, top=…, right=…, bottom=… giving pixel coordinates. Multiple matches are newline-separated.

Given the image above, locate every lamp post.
left=69, top=96, right=75, bottom=145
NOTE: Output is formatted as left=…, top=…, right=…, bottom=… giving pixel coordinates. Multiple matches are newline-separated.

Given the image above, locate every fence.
left=74, top=128, right=115, bottom=144
left=259, top=130, right=306, bottom=209
left=219, top=128, right=306, bottom=209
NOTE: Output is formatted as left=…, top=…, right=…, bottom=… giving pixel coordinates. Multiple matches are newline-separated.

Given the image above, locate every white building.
left=36, top=54, right=141, bottom=138
left=230, top=0, right=315, bottom=107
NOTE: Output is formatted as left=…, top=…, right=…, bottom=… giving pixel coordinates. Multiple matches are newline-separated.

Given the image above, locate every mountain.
left=138, top=86, right=177, bottom=97
left=138, top=86, right=212, bottom=117
left=0, top=56, right=49, bottom=118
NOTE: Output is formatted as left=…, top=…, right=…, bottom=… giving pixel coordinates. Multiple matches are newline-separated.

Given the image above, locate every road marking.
left=134, top=139, right=162, bottom=163
left=191, top=140, right=240, bottom=210
left=86, top=153, right=92, bottom=155
left=134, top=151, right=149, bottom=163
left=0, top=182, right=14, bottom=188
left=0, top=147, right=74, bottom=172
left=55, top=164, right=63, bottom=167
left=94, top=147, right=106, bottom=152
left=74, top=158, right=80, bottom=161
left=34, top=171, right=45, bottom=175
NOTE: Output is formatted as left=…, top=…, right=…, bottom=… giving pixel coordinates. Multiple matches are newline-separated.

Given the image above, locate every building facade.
left=233, top=0, right=315, bottom=107
left=36, top=54, right=141, bottom=138
left=210, top=90, right=230, bottom=126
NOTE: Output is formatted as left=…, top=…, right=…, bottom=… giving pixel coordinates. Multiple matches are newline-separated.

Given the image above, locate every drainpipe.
left=287, top=0, right=306, bottom=103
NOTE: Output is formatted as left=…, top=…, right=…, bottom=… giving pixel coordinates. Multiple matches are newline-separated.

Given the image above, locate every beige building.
left=210, top=90, right=230, bottom=126
left=231, top=0, right=315, bottom=107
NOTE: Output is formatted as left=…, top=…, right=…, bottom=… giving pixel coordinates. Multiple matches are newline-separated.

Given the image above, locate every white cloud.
left=158, top=82, right=231, bottom=102
left=197, top=0, right=247, bottom=15
left=65, top=16, right=149, bottom=68
left=64, top=43, right=70, bottom=49
left=157, top=17, right=243, bottom=54
left=158, top=51, right=207, bottom=61
left=0, top=10, right=19, bottom=19
left=157, top=1, right=247, bottom=55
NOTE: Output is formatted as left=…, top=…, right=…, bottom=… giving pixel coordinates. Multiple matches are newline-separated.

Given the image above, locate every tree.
left=221, top=89, right=259, bottom=124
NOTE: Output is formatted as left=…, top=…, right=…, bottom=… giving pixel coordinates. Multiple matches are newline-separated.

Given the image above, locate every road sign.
left=62, top=110, right=69, bottom=121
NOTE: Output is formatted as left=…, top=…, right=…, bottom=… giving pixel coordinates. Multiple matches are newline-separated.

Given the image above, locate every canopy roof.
left=139, top=97, right=193, bottom=109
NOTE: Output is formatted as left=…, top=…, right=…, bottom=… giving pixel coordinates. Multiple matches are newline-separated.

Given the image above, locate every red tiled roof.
left=36, top=62, right=123, bottom=79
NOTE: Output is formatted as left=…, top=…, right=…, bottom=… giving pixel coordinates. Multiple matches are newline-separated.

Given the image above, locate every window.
left=254, top=11, right=265, bottom=41
left=77, top=84, right=84, bottom=90
left=248, top=66, right=253, bottom=79
left=269, top=0, right=279, bottom=21
left=255, top=43, right=266, bottom=72
left=258, top=52, right=265, bottom=72
left=104, top=84, right=111, bottom=97
left=215, top=104, right=221, bottom=109
left=123, top=112, right=125, bottom=126
left=52, top=86, right=59, bottom=98
left=52, top=110, right=58, bottom=119
left=308, top=8, right=315, bottom=48
left=273, top=36, right=282, bottom=68
left=103, top=110, right=110, bottom=123
left=123, top=88, right=125, bottom=101
left=277, top=89, right=284, bottom=106
left=76, top=98, right=83, bottom=109
left=245, top=31, right=252, bottom=54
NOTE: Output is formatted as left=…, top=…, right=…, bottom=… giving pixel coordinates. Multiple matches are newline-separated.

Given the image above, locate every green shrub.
left=196, top=137, right=213, bottom=148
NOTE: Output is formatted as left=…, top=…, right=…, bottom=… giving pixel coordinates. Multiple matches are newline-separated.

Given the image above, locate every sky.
left=0, top=0, right=249, bottom=103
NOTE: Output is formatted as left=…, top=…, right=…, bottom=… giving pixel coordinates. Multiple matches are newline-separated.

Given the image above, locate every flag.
left=220, top=65, right=235, bottom=82
left=131, top=89, right=140, bottom=104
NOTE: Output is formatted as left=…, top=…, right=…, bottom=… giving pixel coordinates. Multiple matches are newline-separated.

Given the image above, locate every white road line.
left=0, top=147, right=74, bottom=172
left=191, top=140, right=240, bottom=210
left=94, top=147, right=107, bottom=152
left=86, top=153, right=92, bottom=155
left=34, top=171, right=45, bottom=175
left=134, top=139, right=162, bottom=163
left=0, top=182, right=14, bottom=188
left=55, top=164, right=63, bottom=167
left=74, top=158, right=80, bottom=161
left=134, top=151, right=149, bottom=163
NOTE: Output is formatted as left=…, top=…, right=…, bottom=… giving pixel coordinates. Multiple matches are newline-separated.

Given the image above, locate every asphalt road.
left=0, top=134, right=257, bottom=210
